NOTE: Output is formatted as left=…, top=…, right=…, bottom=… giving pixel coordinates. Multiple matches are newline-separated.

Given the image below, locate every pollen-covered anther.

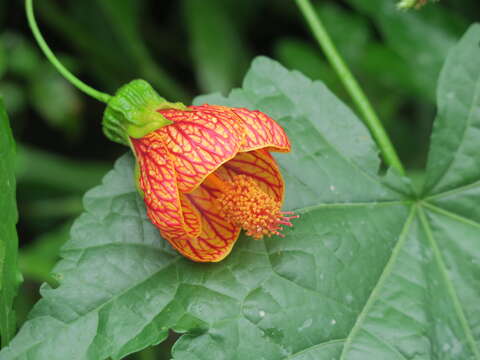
left=213, top=174, right=298, bottom=239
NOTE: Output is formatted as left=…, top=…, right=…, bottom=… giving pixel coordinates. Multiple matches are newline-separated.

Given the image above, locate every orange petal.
left=184, top=182, right=241, bottom=262
left=157, top=105, right=245, bottom=194
left=133, top=133, right=240, bottom=262
left=232, top=108, right=290, bottom=153
left=131, top=133, right=202, bottom=257
left=217, top=149, right=285, bottom=202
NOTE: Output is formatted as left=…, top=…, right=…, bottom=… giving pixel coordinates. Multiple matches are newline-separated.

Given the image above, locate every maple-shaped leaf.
left=1, top=24, right=480, bottom=360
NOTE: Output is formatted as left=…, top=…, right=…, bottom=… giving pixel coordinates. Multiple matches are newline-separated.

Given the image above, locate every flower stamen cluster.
left=208, top=174, right=298, bottom=239
left=131, top=104, right=294, bottom=262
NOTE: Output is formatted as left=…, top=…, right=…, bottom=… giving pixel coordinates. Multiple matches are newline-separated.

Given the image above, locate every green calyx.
left=102, top=79, right=186, bottom=145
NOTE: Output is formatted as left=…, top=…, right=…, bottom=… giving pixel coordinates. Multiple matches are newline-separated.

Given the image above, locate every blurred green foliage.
left=0, top=0, right=478, bottom=358
left=0, top=98, right=19, bottom=347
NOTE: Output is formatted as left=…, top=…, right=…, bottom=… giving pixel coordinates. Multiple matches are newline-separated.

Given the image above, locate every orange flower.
left=130, top=104, right=296, bottom=262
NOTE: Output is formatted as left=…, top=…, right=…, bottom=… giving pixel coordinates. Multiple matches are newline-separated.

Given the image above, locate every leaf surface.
left=337, top=24, right=480, bottom=360
left=2, top=25, right=480, bottom=360
left=0, top=98, right=19, bottom=347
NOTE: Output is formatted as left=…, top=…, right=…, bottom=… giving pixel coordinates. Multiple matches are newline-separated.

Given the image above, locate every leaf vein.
left=339, top=206, right=416, bottom=359
left=428, top=69, right=480, bottom=194
left=423, top=202, right=480, bottom=230
left=284, top=338, right=346, bottom=360
left=418, top=207, right=480, bottom=359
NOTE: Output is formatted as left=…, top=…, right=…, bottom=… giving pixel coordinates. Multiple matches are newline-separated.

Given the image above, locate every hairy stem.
left=295, top=0, right=405, bottom=175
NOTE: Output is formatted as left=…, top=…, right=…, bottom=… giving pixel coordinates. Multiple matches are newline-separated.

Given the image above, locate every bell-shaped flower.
left=103, top=80, right=297, bottom=262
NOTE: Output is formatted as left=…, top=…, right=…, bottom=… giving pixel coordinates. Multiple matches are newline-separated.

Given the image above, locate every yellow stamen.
left=204, top=173, right=297, bottom=239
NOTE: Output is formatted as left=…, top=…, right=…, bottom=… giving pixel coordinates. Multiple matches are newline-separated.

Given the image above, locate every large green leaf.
left=336, top=24, right=480, bottom=359
left=2, top=24, right=480, bottom=359
left=0, top=99, right=20, bottom=347
left=423, top=24, right=480, bottom=195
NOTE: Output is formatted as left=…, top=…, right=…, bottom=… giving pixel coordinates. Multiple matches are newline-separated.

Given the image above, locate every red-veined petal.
left=184, top=182, right=241, bottom=262
left=157, top=105, right=245, bottom=194
left=131, top=133, right=203, bottom=257
left=216, top=149, right=285, bottom=202
left=232, top=108, right=290, bottom=153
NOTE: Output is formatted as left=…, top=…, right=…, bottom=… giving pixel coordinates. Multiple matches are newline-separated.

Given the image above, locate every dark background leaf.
left=182, top=0, right=249, bottom=94
left=0, top=98, right=20, bottom=347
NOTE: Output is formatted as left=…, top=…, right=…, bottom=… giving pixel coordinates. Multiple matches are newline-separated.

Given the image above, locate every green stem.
left=25, top=0, right=112, bottom=103
left=295, top=0, right=405, bottom=175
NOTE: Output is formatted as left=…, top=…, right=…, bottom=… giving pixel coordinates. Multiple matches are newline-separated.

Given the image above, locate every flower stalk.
left=25, top=0, right=112, bottom=103
left=295, top=0, right=406, bottom=176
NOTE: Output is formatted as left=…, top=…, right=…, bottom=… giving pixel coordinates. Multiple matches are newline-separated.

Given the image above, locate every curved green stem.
left=295, top=0, right=405, bottom=175
left=25, top=0, right=112, bottom=103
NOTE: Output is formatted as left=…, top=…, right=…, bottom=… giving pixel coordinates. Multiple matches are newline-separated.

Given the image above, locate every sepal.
left=102, top=79, right=186, bottom=145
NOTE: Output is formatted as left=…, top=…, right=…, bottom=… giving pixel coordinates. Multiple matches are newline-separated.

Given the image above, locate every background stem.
left=295, top=0, right=406, bottom=175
